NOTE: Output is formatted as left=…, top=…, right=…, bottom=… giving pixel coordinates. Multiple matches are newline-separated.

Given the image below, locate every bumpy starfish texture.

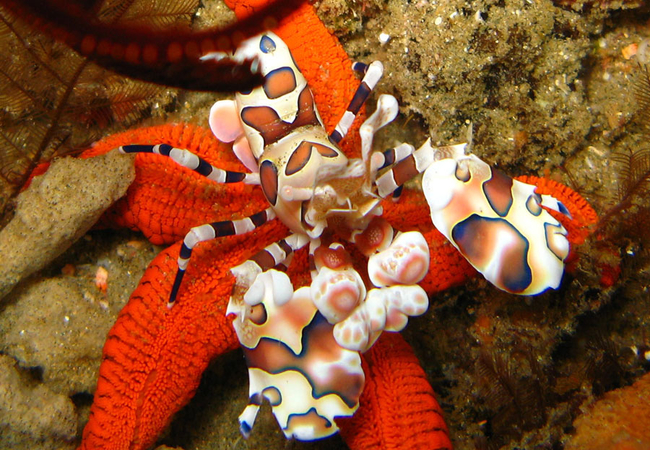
left=339, top=332, right=453, bottom=450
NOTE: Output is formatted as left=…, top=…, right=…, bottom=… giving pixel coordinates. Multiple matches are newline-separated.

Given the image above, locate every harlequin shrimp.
left=117, top=31, right=572, bottom=441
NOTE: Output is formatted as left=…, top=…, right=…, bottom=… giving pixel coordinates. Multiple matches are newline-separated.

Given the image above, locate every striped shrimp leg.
left=358, top=94, right=400, bottom=192
left=119, top=144, right=259, bottom=185
left=371, top=144, right=416, bottom=174
left=328, top=61, right=384, bottom=145
left=375, top=140, right=469, bottom=198
left=168, top=208, right=277, bottom=307
left=369, top=143, right=415, bottom=201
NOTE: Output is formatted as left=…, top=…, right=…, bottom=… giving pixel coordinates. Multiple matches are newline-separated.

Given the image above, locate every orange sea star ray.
left=339, top=332, right=453, bottom=449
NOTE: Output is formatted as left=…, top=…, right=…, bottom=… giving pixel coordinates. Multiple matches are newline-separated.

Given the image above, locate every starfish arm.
left=338, top=332, right=453, bottom=450
left=79, top=220, right=290, bottom=450
left=78, top=242, right=237, bottom=450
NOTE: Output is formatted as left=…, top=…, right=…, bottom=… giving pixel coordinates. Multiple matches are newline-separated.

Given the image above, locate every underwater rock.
left=0, top=277, right=118, bottom=395
left=0, top=354, right=77, bottom=449
left=0, top=150, right=135, bottom=300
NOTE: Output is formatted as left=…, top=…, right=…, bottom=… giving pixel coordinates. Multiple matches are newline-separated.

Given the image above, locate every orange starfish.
left=70, top=2, right=598, bottom=449
left=77, top=119, right=595, bottom=450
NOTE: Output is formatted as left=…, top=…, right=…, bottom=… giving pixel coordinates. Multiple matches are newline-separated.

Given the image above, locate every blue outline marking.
left=526, top=193, right=543, bottom=216
left=482, top=168, right=514, bottom=217
left=544, top=222, right=568, bottom=262
left=260, top=35, right=276, bottom=53
left=263, top=66, right=297, bottom=100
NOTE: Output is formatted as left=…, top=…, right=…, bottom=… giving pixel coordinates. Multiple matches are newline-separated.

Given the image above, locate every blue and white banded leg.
left=167, top=207, right=277, bottom=307
left=119, top=144, right=259, bottom=185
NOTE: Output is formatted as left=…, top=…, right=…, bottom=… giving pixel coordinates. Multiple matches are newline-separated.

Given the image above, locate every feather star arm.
left=0, top=0, right=309, bottom=91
